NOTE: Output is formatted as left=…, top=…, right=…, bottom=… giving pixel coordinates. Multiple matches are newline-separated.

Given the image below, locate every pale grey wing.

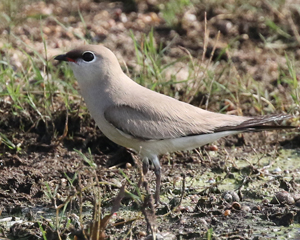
left=104, top=105, right=293, bottom=141
left=104, top=105, right=212, bottom=140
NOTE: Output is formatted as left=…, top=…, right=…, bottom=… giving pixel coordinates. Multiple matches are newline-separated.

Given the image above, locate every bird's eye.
left=82, top=51, right=95, bottom=62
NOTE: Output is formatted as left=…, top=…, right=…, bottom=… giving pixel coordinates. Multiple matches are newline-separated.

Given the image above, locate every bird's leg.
left=142, top=157, right=149, bottom=175
left=151, top=156, right=161, bottom=204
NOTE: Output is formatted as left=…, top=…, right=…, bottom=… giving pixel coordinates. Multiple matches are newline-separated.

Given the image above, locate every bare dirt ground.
left=0, top=0, right=300, bottom=239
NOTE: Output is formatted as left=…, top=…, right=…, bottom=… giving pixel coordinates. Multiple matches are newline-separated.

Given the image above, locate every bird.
left=55, top=45, right=294, bottom=203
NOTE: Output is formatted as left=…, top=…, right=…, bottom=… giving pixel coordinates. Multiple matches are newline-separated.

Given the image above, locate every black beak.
left=54, top=54, right=68, bottom=61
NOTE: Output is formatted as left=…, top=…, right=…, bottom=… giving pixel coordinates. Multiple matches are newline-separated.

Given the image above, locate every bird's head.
left=55, top=45, right=123, bottom=86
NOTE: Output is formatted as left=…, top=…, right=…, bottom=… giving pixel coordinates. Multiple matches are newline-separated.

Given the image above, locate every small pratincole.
left=55, top=45, right=294, bottom=203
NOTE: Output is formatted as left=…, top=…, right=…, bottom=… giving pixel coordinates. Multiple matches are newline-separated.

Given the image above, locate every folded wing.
left=104, top=103, right=292, bottom=141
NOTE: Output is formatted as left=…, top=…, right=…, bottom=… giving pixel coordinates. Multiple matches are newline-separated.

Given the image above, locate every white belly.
left=98, top=118, right=241, bottom=158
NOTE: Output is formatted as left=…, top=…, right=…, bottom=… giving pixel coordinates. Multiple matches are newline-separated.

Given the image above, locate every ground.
left=0, top=0, right=300, bottom=239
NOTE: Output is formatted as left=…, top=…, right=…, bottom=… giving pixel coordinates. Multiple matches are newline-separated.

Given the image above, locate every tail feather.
left=215, top=114, right=295, bottom=132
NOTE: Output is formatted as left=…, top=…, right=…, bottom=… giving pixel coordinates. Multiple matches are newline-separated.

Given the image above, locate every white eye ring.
left=82, top=51, right=95, bottom=62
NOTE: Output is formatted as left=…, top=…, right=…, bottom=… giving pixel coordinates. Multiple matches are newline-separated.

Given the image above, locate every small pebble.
left=252, top=205, right=261, bottom=211
left=125, top=162, right=132, bottom=169
left=224, top=209, right=231, bottom=216
left=138, top=231, right=147, bottom=237
left=223, top=193, right=232, bottom=203
left=222, top=191, right=240, bottom=203
left=272, top=167, right=282, bottom=174
left=232, top=202, right=241, bottom=210
left=241, top=205, right=251, bottom=212
left=271, top=191, right=295, bottom=205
